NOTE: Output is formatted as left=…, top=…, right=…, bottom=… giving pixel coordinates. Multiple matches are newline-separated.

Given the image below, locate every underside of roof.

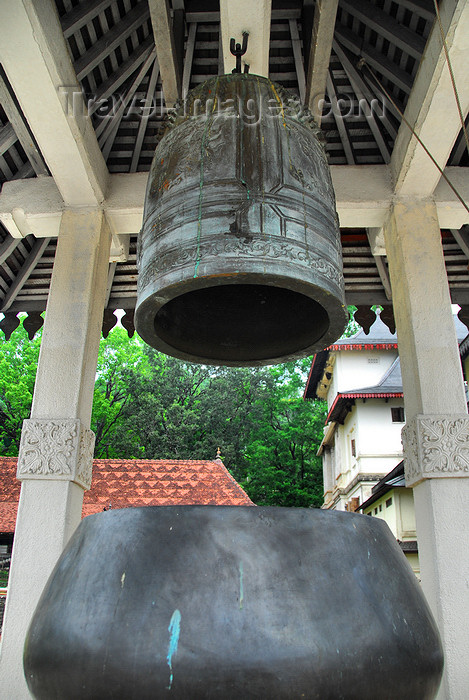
left=1, top=0, right=468, bottom=340
left=357, top=459, right=406, bottom=510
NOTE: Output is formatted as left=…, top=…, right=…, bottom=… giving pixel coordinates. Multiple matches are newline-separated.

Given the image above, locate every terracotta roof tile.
left=0, top=456, right=253, bottom=531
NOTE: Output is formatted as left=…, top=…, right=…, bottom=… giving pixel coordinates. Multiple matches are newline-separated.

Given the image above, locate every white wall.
left=323, top=397, right=405, bottom=510
left=327, top=350, right=398, bottom=411
left=355, top=398, right=404, bottom=465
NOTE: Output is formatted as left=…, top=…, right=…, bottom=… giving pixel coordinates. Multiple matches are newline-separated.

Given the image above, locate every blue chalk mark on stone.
left=166, top=609, right=181, bottom=690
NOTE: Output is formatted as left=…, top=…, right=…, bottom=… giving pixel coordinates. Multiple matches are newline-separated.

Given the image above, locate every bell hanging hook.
left=230, top=32, right=250, bottom=74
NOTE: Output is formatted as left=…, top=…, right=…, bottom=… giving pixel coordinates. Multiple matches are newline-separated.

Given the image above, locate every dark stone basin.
left=24, top=506, right=443, bottom=699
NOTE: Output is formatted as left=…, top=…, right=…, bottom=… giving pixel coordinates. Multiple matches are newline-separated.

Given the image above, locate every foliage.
left=92, top=327, right=149, bottom=457
left=342, top=305, right=360, bottom=338
left=241, top=360, right=327, bottom=507
left=0, top=322, right=328, bottom=506
left=0, top=320, right=41, bottom=455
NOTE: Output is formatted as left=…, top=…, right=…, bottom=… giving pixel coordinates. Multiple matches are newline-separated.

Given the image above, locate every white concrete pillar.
left=0, top=210, right=111, bottom=699
left=384, top=199, right=469, bottom=700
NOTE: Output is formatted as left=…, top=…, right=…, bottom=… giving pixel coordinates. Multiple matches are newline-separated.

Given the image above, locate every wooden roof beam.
left=0, top=0, right=108, bottom=206
left=451, top=226, right=469, bottom=259
left=61, top=0, right=113, bottom=38
left=0, top=123, right=16, bottom=155
left=182, top=22, right=197, bottom=99
left=305, top=0, right=339, bottom=123
left=335, top=25, right=412, bottom=94
left=2, top=167, right=467, bottom=237
left=391, top=0, right=469, bottom=197
left=0, top=237, right=50, bottom=312
left=130, top=57, right=160, bottom=172
left=0, top=68, right=48, bottom=176
left=74, top=3, right=150, bottom=82
left=341, top=0, right=426, bottom=61
left=220, top=0, right=271, bottom=77
left=333, top=41, right=392, bottom=163
left=0, top=232, right=20, bottom=264
left=149, top=0, right=182, bottom=107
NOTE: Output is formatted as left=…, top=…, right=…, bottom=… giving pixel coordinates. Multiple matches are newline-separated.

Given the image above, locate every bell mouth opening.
left=153, top=283, right=329, bottom=364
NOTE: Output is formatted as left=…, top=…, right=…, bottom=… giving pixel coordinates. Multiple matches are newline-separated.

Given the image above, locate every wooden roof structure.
left=0, top=0, right=468, bottom=340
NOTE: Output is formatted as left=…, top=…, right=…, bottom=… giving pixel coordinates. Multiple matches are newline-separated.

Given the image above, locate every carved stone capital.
left=17, top=419, right=95, bottom=490
left=402, top=415, right=469, bottom=487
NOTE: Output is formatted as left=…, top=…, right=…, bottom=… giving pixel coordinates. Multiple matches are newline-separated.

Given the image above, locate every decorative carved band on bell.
left=136, top=74, right=347, bottom=366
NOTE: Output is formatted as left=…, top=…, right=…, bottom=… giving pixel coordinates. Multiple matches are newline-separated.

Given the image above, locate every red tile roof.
left=0, top=457, right=254, bottom=532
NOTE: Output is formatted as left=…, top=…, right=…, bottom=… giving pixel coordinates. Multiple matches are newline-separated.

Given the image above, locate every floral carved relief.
left=77, top=427, right=95, bottom=491
left=17, top=419, right=95, bottom=490
left=402, top=416, right=469, bottom=487
left=401, top=422, right=419, bottom=485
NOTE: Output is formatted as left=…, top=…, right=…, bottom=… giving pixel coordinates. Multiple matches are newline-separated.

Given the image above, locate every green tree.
left=1, top=323, right=328, bottom=507
left=0, top=319, right=41, bottom=455
left=241, top=360, right=327, bottom=507
left=91, top=327, right=149, bottom=457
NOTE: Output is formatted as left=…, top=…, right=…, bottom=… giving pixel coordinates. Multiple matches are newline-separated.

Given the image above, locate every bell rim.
left=135, top=273, right=347, bottom=366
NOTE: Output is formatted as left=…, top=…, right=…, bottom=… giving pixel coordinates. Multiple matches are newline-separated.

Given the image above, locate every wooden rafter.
left=391, top=0, right=469, bottom=196
left=96, top=49, right=157, bottom=159
left=61, top=0, right=113, bottom=38
left=0, top=0, right=107, bottom=205
left=1, top=237, right=50, bottom=312
left=397, top=0, right=435, bottom=23
left=182, top=23, right=197, bottom=99
left=88, top=36, right=155, bottom=116
left=0, top=123, right=16, bottom=155
left=335, top=23, right=412, bottom=95
left=326, top=71, right=355, bottom=164
left=340, top=0, right=426, bottom=61
left=289, top=19, right=306, bottom=104
left=148, top=0, right=181, bottom=107
left=74, top=3, right=150, bottom=82
left=130, top=57, right=160, bottom=173
left=333, top=41, right=391, bottom=163
left=450, top=123, right=469, bottom=165
left=0, top=231, right=19, bottom=264
left=451, top=227, right=469, bottom=259
left=374, top=255, right=392, bottom=300
left=105, top=262, right=117, bottom=307
left=0, top=69, right=48, bottom=176
left=305, top=0, right=339, bottom=122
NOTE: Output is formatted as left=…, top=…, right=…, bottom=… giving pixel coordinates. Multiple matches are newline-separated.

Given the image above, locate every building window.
left=386, top=497, right=392, bottom=508
left=391, top=407, right=405, bottom=423
left=351, top=439, right=356, bottom=457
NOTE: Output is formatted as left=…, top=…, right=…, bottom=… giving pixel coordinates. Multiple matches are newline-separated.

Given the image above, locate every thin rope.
left=357, top=59, right=469, bottom=216
left=433, top=0, right=469, bottom=156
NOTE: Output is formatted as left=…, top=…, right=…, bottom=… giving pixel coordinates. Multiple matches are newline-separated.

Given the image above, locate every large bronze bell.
left=136, top=74, right=347, bottom=365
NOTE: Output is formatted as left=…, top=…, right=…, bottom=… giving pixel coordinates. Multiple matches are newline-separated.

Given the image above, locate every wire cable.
left=357, top=58, right=469, bottom=216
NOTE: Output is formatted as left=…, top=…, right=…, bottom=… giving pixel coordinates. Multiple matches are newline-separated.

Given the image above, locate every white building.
left=305, top=311, right=468, bottom=513
left=357, top=461, right=420, bottom=578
